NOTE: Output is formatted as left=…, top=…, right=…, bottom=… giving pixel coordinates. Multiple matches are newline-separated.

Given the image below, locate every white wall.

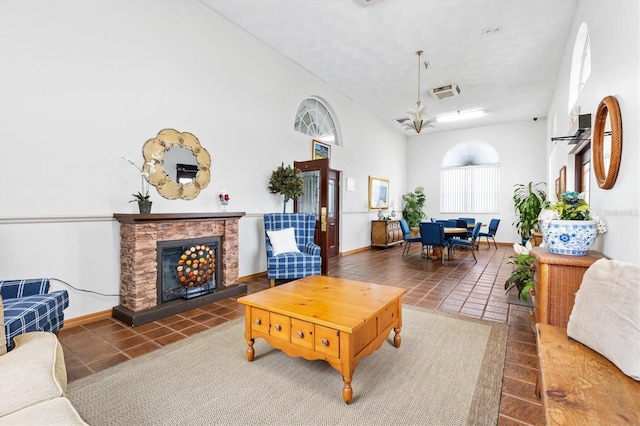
left=0, top=0, right=406, bottom=319
left=545, top=0, right=639, bottom=264
left=406, top=120, right=548, bottom=245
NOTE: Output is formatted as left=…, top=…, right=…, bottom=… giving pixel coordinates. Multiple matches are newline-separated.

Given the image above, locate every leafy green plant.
left=130, top=192, right=150, bottom=203
left=402, top=186, right=426, bottom=228
left=268, top=163, right=304, bottom=213
left=545, top=191, right=590, bottom=220
left=504, top=242, right=535, bottom=301
left=513, top=182, right=546, bottom=241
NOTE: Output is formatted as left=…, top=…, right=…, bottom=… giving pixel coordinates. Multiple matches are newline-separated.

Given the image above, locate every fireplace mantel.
left=113, top=212, right=245, bottom=224
left=112, top=211, right=246, bottom=326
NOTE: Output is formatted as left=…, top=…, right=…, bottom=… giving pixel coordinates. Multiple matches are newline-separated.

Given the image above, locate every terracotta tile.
left=200, top=316, right=228, bottom=328
left=141, top=326, right=173, bottom=340
left=180, top=324, right=209, bottom=337
left=502, top=377, right=541, bottom=404
left=90, top=322, right=128, bottom=337
left=58, top=325, right=87, bottom=338
left=209, top=306, right=235, bottom=316
left=503, top=361, right=539, bottom=384
left=100, top=328, right=139, bottom=343
left=166, top=318, right=198, bottom=332
left=109, top=334, right=152, bottom=351
left=66, top=364, right=94, bottom=382
left=155, top=332, right=187, bottom=346
left=132, top=321, right=163, bottom=333
left=507, top=348, right=539, bottom=369
left=83, top=318, right=119, bottom=330
left=187, top=311, right=216, bottom=323
left=508, top=339, right=537, bottom=357
left=88, top=353, right=131, bottom=372
left=123, top=341, right=162, bottom=358
left=499, top=394, right=544, bottom=425
left=497, top=414, right=533, bottom=426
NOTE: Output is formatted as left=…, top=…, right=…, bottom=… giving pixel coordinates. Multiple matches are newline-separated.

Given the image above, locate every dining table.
left=426, top=227, right=468, bottom=260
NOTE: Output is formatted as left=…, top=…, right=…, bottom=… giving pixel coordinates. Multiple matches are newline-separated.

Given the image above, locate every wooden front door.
left=294, top=159, right=341, bottom=274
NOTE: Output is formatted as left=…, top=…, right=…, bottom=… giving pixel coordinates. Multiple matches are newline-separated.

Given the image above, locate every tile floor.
left=59, top=242, right=543, bottom=425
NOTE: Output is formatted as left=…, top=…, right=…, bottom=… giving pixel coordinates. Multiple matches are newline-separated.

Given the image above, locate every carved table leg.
left=342, top=375, right=353, bottom=404
left=246, top=339, right=254, bottom=362
left=393, top=327, right=402, bottom=348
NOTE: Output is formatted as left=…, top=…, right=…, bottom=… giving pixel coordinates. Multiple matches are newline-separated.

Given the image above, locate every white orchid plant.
left=505, top=240, right=535, bottom=301
left=122, top=155, right=159, bottom=202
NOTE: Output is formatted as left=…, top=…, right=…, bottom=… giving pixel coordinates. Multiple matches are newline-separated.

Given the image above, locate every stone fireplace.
left=112, top=212, right=246, bottom=326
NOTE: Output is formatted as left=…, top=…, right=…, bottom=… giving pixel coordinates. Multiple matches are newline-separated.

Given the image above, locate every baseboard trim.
left=64, top=309, right=113, bottom=328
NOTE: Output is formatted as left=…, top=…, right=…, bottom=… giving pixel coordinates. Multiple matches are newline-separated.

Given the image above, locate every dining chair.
left=399, top=219, right=421, bottom=256
left=448, top=221, right=483, bottom=263
left=478, top=218, right=500, bottom=249
left=459, top=217, right=476, bottom=225
left=436, top=219, right=457, bottom=228
left=419, top=222, right=449, bottom=264
left=456, top=219, right=471, bottom=239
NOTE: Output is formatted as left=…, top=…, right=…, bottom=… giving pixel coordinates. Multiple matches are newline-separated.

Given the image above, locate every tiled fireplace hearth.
left=112, top=212, right=246, bottom=326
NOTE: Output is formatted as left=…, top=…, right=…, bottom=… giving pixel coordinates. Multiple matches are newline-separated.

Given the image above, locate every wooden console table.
left=530, top=247, right=606, bottom=329
left=371, top=220, right=403, bottom=248
left=238, top=275, right=406, bottom=404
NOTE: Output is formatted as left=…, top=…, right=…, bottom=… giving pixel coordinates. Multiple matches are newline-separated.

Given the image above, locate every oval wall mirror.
left=142, top=129, right=211, bottom=200
left=592, top=95, right=622, bottom=189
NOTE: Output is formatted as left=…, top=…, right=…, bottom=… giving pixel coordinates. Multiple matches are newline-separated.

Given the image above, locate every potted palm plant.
left=402, top=186, right=426, bottom=228
left=512, top=182, right=546, bottom=244
left=268, top=163, right=304, bottom=213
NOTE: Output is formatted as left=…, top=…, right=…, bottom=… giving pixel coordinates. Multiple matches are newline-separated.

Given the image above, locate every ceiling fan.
left=395, top=51, right=436, bottom=133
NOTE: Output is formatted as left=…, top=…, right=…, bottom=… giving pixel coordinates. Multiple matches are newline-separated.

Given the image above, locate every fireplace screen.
left=157, top=237, right=221, bottom=303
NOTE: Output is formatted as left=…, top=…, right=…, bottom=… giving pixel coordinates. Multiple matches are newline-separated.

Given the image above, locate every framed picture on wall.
left=368, top=176, right=389, bottom=209
left=559, top=166, right=567, bottom=195
left=312, top=139, right=331, bottom=160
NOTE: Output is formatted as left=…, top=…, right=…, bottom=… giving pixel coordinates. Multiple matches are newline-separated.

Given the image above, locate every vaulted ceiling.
left=202, top=0, right=578, bottom=135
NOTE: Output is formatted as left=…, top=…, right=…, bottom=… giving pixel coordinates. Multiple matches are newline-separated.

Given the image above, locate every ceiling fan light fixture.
left=401, top=50, right=436, bottom=134
left=436, top=110, right=485, bottom=123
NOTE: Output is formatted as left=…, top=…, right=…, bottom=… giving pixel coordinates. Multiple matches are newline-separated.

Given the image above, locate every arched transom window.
left=568, top=23, right=591, bottom=113
left=294, top=97, right=339, bottom=145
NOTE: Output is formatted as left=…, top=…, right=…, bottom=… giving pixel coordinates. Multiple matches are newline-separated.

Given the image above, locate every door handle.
left=321, top=207, right=327, bottom=232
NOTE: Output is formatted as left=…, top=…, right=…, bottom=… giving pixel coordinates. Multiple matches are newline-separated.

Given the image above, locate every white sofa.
left=0, top=296, right=87, bottom=425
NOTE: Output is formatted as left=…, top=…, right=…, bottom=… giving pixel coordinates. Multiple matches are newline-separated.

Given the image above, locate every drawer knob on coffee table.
left=321, top=339, right=329, bottom=346
left=274, top=324, right=281, bottom=331
left=254, top=319, right=261, bottom=325
left=296, top=331, right=303, bottom=338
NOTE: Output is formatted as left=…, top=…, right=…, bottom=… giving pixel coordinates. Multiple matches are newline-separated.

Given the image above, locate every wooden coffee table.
left=237, top=275, right=406, bottom=404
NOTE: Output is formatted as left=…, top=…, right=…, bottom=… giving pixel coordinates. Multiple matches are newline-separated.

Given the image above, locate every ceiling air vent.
left=430, top=84, right=461, bottom=100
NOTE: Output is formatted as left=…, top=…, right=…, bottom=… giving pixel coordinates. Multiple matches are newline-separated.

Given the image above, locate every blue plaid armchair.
left=0, top=278, right=69, bottom=351
left=264, top=213, right=322, bottom=287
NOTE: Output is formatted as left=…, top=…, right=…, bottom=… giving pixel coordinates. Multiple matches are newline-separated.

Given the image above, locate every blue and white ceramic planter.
left=542, top=220, right=597, bottom=255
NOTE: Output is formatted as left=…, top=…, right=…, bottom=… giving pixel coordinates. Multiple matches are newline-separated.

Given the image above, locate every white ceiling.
left=201, top=0, right=578, bottom=135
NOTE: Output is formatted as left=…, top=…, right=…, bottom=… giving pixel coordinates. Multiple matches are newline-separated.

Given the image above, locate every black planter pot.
left=138, top=201, right=152, bottom=214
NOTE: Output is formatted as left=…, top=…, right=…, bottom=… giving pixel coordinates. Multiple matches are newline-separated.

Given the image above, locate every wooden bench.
left=535, top=323, right=640, bottom=425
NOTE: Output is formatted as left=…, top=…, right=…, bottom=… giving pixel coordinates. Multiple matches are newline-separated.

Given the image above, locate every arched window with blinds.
left=440, top=141, right=500, bottom=214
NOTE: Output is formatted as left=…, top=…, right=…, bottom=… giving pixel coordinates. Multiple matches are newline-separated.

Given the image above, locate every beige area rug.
left=67, top=306, right=507, bottom=426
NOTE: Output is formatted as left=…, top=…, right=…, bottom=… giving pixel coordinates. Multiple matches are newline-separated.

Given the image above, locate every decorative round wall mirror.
left=142, top=129, right=211, bottom=200
left=592, top=95, right=622, bottom=189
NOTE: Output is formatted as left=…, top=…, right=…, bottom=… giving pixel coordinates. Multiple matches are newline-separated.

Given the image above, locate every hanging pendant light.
left=402, top=50, right=436, bottom=133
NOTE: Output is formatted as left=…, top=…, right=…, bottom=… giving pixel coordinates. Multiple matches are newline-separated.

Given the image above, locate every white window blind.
left=440, top=164, right=500, bottom=213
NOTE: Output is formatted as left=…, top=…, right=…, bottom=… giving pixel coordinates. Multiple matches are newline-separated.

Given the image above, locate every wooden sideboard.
left=371, top=220, right=403, bottom=248
left=530, top=247, right=606, bottom=329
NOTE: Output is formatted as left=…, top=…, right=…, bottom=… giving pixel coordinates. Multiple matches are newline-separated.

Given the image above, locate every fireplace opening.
left=157, top=236, right=221, bottom=303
